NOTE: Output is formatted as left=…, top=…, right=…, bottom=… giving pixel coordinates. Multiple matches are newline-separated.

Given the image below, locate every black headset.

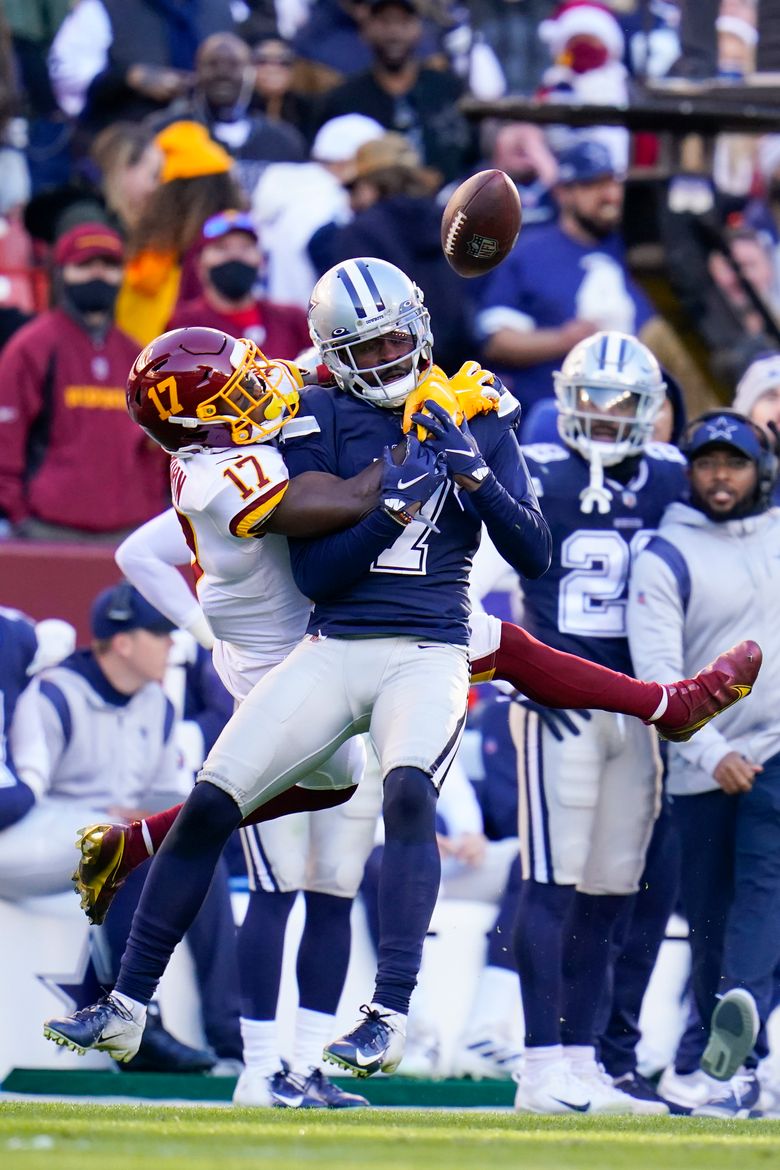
left=679, top=408, right=779, bottom=506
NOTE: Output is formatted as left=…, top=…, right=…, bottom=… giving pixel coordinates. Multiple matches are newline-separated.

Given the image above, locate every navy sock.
left=237, top=887, right=296, bottom=1019
left=513, top=879, right=575, bottom=1046
left=487, top=854, right=522, bottom=970
left=374, top=766, right=440, bottom=1015
left=115, top=782, right=241, bottom=1005
left=297, top=891, right=353, bottom=1015
left=561, top=892, right=627, bottom=1046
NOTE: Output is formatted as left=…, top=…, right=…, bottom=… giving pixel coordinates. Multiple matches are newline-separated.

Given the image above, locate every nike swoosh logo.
left=397, top=473, right=428, bottom=490
left=551, top=1098, right=590, bottom=1112
left=352, top=1049, right=381, bottom=1066
left=278, top=1094, right=305, bottom=1107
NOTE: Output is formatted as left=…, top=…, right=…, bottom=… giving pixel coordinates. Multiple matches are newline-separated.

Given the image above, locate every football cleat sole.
left=72, top=823, right=128, bottom=925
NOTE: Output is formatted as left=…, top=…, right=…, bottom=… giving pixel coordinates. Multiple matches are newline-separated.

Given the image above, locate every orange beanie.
left=155, top=120, right=232, bottom=183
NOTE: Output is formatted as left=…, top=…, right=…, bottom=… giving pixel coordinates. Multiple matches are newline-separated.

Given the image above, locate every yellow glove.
left=402, top=364, right=463, bottom=440
left=449, top=360, right=500, bottom=420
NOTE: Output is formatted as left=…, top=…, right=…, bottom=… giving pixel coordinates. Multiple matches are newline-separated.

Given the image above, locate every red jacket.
left=0, top=309, right=169, bottom=532
left=167, top=295, right=311, bottom=362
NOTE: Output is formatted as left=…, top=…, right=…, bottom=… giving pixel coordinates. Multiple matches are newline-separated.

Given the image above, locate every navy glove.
left=511, top=696, right=592, bottom=743
left=381, top=434, right=447, bottom=530
left=410, top=399, right=490, bottom=483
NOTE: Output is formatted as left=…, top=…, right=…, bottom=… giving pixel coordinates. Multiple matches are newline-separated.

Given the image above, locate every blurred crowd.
left=1, top=0, right=780, bottom=1117
left=0, top=1, right=778, bottom=539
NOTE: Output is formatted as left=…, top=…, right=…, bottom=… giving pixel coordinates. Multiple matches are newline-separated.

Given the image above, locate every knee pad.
left=383, top=766, right=438, bottom=844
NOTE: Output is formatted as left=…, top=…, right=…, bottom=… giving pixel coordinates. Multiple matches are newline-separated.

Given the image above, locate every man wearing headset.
left=628, top=410, right=780, bottom=1120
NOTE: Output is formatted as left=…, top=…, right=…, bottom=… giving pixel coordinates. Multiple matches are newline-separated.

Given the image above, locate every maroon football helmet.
left=126, top=326, right=300, bottom=453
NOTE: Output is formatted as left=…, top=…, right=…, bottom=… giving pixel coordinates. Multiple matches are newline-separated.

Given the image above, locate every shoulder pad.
left=522, top=442, right=570, bottom=464
left=645, top=441, right=687, bottom=465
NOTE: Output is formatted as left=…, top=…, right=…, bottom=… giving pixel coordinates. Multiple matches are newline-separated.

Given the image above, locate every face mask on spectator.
left=208, top=259, right=257, bottom=301
left=64, top=278, right=120, bottom=315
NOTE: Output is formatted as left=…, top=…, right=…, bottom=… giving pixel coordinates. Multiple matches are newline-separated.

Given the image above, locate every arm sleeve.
left=288, top=508, right=406, bottom=600
left=115, top=509, right=204, bottom=634
left=628, top=543, right=730, bottom=773
left=469, top=426, right=551, bottom=579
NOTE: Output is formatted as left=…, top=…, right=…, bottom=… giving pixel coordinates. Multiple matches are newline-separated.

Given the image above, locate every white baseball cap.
left=733, top=352, right=780, bottom=417
left=311, top=114, right=385, bottom=164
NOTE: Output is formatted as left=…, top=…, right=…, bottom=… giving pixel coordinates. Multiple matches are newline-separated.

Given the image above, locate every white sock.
left=523, top=1044, right=563, bottom=1076
left=647, top=688, right=669, bottom=722
left=140, top=819, right=154, bottom=856
left=240, top=1017, right=279, bottom=1076
left=371, top=1002, right=407, bottom=1035
left=564, top=1044, right=597, bottom=1072
left=111, top=991, right=147, bottom=1024
left=293, top=1008, right=336, bottom=1075
left=464, top=966, right=520, bottom=1039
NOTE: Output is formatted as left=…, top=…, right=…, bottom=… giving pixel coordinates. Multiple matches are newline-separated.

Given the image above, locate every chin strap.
left=579, top=447, right=614, bottom=514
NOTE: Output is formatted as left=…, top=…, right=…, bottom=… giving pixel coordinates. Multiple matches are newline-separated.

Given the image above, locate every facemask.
left=64, top=279, right=119, bottom=315
left=208, top=259, right=258, bottom=301
left=565, top=41, right=609, bottom=74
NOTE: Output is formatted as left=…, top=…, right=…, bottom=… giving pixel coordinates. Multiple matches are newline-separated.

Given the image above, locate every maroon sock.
left=491, top=622, right=664, bottom=720
left=126, top=804, right=183, bottom=869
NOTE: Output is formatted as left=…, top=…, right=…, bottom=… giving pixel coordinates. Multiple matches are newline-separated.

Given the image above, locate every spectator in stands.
left=477, top=140, right=655, bottom=411
left=0, top=582, right=239, bottom=1074
left=732, top=351, right=780, bottom=502
left=116, top=120, right=244, bottom=345
left=168, top=210, right=310, bottom=360
left=536, top=0, right=630, bottom=170
left=480, top=119, right=558, bottom=230
left=314, top=0, right=474, bottom=184
left=159, top=33, right=306, bottom=198
left=89, top=122, right=162, bottom=237
left=0, top=222, right=169, bottom=542
left=706, top=224, right=780, bottom=387
left=67, top=0, right=235, bottom=132
left=290, top=0, right=378, bottom=95
left=251, top=36, right=313, bottom=135
left=251, top=112, right=384, bottom=309
left=309, top=132, right=475, bottom=372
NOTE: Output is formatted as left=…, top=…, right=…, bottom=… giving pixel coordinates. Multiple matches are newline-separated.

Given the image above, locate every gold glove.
left=449, top=360, right=500, bottom=419
left=402, top=365, right=463, bottom=440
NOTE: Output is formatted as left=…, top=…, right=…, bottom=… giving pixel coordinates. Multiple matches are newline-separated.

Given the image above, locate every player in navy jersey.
left=0, top=610, right=40, bottom=830
left=511, top=330, right=695, bottom=1116
left=0, top=609, right=75, bottom=830
left=43, top=257, right=553, bottom=1078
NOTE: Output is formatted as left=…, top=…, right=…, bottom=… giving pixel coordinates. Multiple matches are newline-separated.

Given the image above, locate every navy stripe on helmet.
left=356, top=259, right=386, bottom=314
left=336, top=265, right=368, bottom=319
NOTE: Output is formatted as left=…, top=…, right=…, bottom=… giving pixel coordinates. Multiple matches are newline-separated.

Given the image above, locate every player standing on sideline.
left=46, top=269, right=758, bottom=1079
left=509, top=332, right=760, bottom=1115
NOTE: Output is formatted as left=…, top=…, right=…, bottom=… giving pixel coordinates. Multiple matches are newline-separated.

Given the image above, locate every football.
left=440, top=169, right=522, bottom=278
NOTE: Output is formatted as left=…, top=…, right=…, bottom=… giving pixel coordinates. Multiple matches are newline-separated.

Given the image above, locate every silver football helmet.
left=308, top=257, right=433, bottom=408
left=554, top=331, right=666, bottom=467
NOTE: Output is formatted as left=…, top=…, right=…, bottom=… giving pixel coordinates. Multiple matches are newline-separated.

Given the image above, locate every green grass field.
left=2, top=1102, right=779, bottom=1170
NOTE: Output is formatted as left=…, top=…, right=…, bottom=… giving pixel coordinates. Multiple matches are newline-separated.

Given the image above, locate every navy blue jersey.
left=283, top=387, right=549, bottom=644
left=520, top=441, right=687, bottom=673
left=0, top=608, right=37, bottom=779
left=476, top=225, right=655, bottom=408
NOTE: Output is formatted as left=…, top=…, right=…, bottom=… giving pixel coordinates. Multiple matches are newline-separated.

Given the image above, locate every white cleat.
left=513, top=1060, right=591, bottom=1114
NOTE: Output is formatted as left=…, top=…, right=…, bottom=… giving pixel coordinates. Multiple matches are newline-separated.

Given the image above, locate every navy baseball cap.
left=684, top=413, right=764, bottom=462
left=557, top=140, right=619, bottom=185
left=91, top=582, right=176, bottom=639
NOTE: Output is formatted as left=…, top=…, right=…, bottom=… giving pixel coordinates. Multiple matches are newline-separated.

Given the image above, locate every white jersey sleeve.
left=169, top=445, right=310, bottom=663
left=116, top=510, right=203, bottom=634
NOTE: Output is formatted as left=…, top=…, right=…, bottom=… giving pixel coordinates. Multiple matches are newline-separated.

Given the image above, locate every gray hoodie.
left=627, top=500, right=780, bottom=795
